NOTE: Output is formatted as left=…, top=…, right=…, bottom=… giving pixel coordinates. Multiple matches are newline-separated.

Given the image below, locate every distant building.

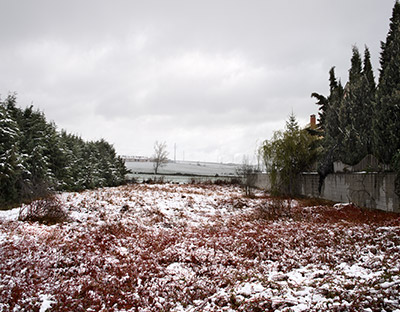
left=122, top=156, right=151, bottom=162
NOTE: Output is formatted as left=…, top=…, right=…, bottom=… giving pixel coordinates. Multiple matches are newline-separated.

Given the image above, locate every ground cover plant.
left=0, top=184, right=399, bottom=311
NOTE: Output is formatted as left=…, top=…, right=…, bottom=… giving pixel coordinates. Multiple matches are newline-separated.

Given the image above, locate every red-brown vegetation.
left=0, top=184, right=399, bottom=311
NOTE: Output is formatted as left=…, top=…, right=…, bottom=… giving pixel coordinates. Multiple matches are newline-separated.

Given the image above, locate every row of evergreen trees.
left=312, top=1, right=400, bottom=179
left=0, top=94, right=129, bottom=208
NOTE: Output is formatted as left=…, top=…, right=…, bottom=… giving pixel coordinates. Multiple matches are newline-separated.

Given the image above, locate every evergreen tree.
left=18, top=106, right=53, bottom=197
left=361, top=46, right=376, bottom=155
left=339, top=46, right=366, bottom=165
left=60, top=132, right=87, bottom=191
left=96, top=139, right=118, bottom=186
left=95, top=139, right=128, bottom=187
left=310, top=92, right=328, bottom=130
left=44, top=121, right=69, bottom=190
left=0, top=94, right=129, bottom=208
left=363, top=47, right=376, bottom=93
left=374, top=0, right=400, bottom=164
left=325, top=67, right=344, bottom=157
left=314, top=46, right=376, bottom=169
left=322, top=68, right=344, bottom=161
left=311, top=67, right=344, bottom=191
left=0, top=98, right=23, bottom=206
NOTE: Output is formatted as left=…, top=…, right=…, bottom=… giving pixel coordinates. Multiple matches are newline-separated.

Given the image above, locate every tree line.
left=313, top=1, right=400, bottom=172
left=0, top=94, right=129, bottom=208
left=263, top=1, right=400, bottom=196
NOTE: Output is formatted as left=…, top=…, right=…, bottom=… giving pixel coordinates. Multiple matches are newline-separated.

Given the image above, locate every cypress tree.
left=361, top=46, right=376, bottom=155
left=363, top=47, right=376, bottom=92
left=312, top=67, right=344, bottom=191
left=324, top=67, right=344, bottom=161
left=374, top=0, right=400, bottom=164
left=339, top=46, right=366, bottom=165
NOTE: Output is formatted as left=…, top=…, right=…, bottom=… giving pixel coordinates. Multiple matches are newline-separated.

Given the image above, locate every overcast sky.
left=0, top=0, right=396, bottom=163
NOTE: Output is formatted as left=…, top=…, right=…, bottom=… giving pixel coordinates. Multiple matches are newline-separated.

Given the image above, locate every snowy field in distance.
left=125, top=160, right=240, bottom=176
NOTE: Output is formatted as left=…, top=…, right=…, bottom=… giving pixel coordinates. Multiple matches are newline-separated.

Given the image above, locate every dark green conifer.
left=339, top=46, right=366, bottom=165
left=1, top=95, right=129, bottom=208
left=324, top=67, right=344, bottom=161
left=374, top=0, right=400, bottom=164
left=0, top=97, right=23, bottom=206
left=361, top=46, right=376, bottom=155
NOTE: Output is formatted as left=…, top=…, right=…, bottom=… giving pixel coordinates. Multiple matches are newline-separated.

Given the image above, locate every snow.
left=166, top=262, right=195, bottom=280
left=0, top=183, right=399, bottom=311
left=237, top=282, right=265, bottom=296
left=125, top=160, right=239, bottom=176
left=0, top=232, right=6, bottom=244
left=0, top=207, right=20, bottom=221
left=39, top=294, right=55, bottom=312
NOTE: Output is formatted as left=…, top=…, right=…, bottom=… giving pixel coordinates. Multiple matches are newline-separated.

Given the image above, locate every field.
left=125, top=161, right=240, bottom=177
left=0, top=183, right=399, bottom=311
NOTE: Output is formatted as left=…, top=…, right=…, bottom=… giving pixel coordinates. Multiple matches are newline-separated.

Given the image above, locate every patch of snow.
left=39, top=294, right=55, bottom=312
left=333, top=203, right=352, bottom=210
left=0, top=207, right=20, bottom=221
left=287, top=269, right=307, bottom=284
left=381, top=281, right=397, bottom=289
left=166, top=262, right=194, bottom=280
left=237, top=282, right=265, bottom=296
left=0, top=232, right=6, bottom=244
left=338, top=263, right=380, bottom=280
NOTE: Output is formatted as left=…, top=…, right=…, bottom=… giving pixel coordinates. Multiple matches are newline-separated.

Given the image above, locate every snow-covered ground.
left=0, top=183, right=399, bottom=311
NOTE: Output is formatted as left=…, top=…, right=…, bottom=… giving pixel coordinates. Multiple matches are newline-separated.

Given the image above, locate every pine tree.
left=0, top=98, right=23, bottom=206
left=60, top=132, right=87, bottom=191
left=19, top=107, right=52, bottom=197
left=44, top=121, right=68, bottom=190
left=1, top=95, right=130, bottom=207
left=374, top=0, right=400, bottom=164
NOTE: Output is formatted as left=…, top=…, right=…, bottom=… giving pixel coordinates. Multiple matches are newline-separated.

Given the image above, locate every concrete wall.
left=253, top=173, right=271, bottom=190
left=255, top=172, right=399, bottom=213
left=320, top=173, right=398, bottom=212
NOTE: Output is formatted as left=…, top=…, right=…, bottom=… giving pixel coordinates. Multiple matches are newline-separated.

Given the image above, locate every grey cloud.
left=0, top=0, right=395, bottom=161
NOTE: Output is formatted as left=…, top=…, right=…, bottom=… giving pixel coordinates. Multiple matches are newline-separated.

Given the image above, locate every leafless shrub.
left=236, top=157, right=258, bottom=197
left=18, top=195, right=69, bottom=225
left=254, top=197, right=294, bottom=220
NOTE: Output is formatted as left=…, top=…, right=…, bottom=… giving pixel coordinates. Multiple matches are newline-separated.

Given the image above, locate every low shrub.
left=254, top=198, right=294, bottom=220
left=18, top=195, right=69, bottom=225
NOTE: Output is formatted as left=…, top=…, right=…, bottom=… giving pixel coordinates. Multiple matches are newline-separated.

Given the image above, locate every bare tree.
left=153, top=141, right=169, bottom=174
left=236, top=156, right=257, bottom=197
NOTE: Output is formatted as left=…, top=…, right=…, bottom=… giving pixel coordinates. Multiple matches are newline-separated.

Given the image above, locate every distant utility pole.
left=174, top=143, right=176, bottom=163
